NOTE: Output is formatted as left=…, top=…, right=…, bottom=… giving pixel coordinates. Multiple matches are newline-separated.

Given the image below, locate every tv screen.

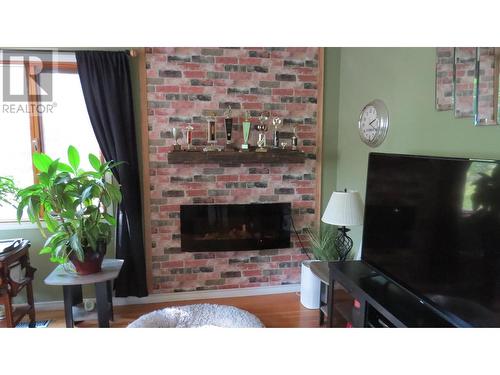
left=362, top=153, right=500, bottom=327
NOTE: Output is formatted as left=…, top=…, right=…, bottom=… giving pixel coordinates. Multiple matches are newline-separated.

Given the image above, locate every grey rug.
left=16, top=320, right=51, bottom=328
left=127, top=303, right=264, bottom=328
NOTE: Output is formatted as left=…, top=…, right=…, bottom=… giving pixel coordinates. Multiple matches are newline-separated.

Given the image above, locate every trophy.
left=203, top=112, right=220, bottom=152
left=241, top=111, right=252, bottom=151
left=172, top=127, right=182, bottom=151
left=224, top=105, right=233, bottom=146
left=272, top=116, right=282, bottom=148
left=255, top=112, right=269, bottom=153
left=185, top=123, right=194, bottom=150
left=291, top=125, right=298, bottom=151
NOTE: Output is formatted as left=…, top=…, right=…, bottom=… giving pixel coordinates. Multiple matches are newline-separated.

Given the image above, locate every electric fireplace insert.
left=180, top=203, right=291, bottom=252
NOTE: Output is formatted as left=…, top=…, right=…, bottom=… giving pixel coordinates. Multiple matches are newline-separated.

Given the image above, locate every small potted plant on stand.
left=0, top=177, right=18, bottom=208
left=16, top=146, right=122, bottom=275
left=300, top=226, right=339, bottom=309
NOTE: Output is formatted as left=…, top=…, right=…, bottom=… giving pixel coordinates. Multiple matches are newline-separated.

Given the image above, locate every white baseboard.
left=34, top=284, right=301, bottom=311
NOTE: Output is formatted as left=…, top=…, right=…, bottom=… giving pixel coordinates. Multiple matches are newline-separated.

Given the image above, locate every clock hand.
left=369, top=119, right=377, bottom=125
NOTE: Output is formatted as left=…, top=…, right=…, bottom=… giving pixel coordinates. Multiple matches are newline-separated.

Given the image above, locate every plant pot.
left=68, top=242, right=106, bottom=275
left=300, top=260, right=321, bottom=309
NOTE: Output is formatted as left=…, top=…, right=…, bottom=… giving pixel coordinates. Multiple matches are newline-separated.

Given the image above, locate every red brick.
left=187, top=189, right=208, bottom=197
left=242, top=102, right=263, bottom=110
left=160, top=261, right=184, bottom=268
left=271, top=255, right=291, bottom=262
left=243, top=270, right=262, bottom=277
left=181, top=86, right=205, bottom=94
left=181, top=63, right=201, bottom=70
left=175, top=274, right=198, bottom=282
left=217, top=175, right=239, bottom=182
left=239, top=175, right=261, bottom=182
left=157, top=85, right=180, bottom=93
left=298, top=131, right=315, bottom=138
left=297, top=187, right=315, bottom=194
left=184, top=71, right=206, bottom=78
left=159, top=205, right=181, bottom=212
left=239, top=57, right=262, bottom=65
left=185, top=259, right=209, bottom=267
left=230, top=72, right=253, bottom=80
left=298, top=74, right=317, bottom=81
left=286, top=103, right=307, bottom=111
left=273, top=88, right=294, bottom=96
left=171, top=101, right=195, bottom=110
left=294, top=89, right=316, bottom=96
left=216, top=57, right=238, bottom=64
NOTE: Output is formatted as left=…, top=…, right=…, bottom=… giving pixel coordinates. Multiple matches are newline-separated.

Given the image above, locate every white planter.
left=300, top=260, right=321, bottom=309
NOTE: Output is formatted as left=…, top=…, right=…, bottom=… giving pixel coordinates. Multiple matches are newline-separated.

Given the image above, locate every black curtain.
left=76, top=51, right=148, bottom=297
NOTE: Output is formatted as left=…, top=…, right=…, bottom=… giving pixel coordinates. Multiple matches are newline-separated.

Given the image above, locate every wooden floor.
left=32, top=291, right=350, bottom=328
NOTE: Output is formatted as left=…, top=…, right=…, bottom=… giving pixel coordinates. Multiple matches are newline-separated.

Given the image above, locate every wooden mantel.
left=167, top=149, right=307, bottom=164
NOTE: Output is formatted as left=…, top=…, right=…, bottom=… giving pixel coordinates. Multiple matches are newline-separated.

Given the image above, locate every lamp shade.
left=321, top=190, right=364, bottom=226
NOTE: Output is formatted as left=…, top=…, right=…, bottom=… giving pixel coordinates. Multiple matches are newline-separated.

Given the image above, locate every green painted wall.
left=321, top=48, right=341, bottom=216
left=326, top=47, right=500, bottom=257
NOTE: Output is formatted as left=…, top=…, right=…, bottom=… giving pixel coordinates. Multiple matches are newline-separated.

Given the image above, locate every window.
left=0, top=53, right=101, bottom=222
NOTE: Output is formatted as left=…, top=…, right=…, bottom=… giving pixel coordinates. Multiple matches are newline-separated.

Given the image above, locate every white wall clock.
left=358, top=99, right=389, bottom=147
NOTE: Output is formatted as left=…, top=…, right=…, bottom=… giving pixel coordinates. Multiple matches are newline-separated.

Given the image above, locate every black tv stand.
left=329, top=261, right=459, bottom=327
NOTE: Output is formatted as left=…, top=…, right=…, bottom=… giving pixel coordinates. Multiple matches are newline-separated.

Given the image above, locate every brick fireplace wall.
left=146, top=47, right=321, bottom=293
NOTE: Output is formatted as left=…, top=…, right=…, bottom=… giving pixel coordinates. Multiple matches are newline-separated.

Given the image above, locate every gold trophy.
left=241, top=111, right=252, bottom=151
left=224, top=105, right=233, bottom=146
left=272, top=116, right=282, bottom=148
left=203, top=112, right=220, bottom=152
left=255, top=112, right=269, bottom=153
left=291, top=125, right=298, bottom=151
left=172, top=127, right=182, bottom=151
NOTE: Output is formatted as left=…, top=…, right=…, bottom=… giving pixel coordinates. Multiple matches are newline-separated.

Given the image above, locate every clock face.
left=358, top=99, right=389, bottom=147
left=359, top=106, right=378, bottom=143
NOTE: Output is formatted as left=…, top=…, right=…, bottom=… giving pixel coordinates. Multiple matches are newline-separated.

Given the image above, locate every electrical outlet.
left=83, top=299, right=96, bottom=312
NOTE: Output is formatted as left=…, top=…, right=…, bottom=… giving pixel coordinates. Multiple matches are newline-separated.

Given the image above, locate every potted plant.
left=0, top=176, right=18, bottom=209
left=300, top=226, right=338, bottom=309
left=16, top=146, right=122, bottom=275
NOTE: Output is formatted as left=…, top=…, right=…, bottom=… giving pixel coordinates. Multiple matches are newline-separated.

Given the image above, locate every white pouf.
left=127, top=303, right=265, bottom=328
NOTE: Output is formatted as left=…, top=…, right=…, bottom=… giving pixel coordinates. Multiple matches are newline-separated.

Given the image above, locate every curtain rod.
left=0, top=49, right=137, bottom=57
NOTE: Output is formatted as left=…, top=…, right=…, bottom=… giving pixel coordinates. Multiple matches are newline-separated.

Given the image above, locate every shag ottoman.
left=127, top=303, right=265, bottom=328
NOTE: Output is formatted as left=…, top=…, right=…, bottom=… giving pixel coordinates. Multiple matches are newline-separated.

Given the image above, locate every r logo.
left=1, top=51, right=53, bottom=102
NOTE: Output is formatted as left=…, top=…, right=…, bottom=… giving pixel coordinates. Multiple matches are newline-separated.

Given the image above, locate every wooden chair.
left=0, top=240, right=36, bottom=328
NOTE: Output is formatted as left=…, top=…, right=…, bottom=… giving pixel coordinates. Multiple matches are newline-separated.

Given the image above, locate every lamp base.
left=334, top=226, right=353, bottom=262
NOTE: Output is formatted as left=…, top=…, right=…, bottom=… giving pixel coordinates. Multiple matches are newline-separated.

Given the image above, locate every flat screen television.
left=362, top=152, right=500, bottom=327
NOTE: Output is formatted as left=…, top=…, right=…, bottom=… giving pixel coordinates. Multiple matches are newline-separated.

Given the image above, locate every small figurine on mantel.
left=255, top=112, right=269, bottom=153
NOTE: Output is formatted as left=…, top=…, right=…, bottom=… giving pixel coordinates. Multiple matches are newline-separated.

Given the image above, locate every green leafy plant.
left=16, top=145, right=122, bottom=264
left=471, top=164, right=500, bottom=213
left=305, top=226, right=339, bottom=261
left=0, top=176, right=18, bottom=208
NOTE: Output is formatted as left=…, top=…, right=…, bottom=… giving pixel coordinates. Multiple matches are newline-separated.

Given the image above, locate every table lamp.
left=321, top=189, right=364, bottom=261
